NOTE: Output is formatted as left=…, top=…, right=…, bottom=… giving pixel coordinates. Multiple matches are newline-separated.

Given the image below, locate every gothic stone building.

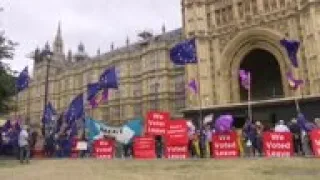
left=182, top=0, right=320, bottom=127
left=16, top=0, right=319, bottom=127
left=16, top=24, right=185, bottom=126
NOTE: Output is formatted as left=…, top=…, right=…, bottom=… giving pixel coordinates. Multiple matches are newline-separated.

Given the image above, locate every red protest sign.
left=309, top=129, right=320, bottom=157
left=133, top=136, right=156, bottom=159
left=165, top=120, right=188, bottom=146
left=165, top=145, right=189, bottom=159
left=212, top=131, right=239, bottom=158
left=145, top=111, right=170, bottom=135
left=263, top=132, right=293, bottom=157
left=93, top=139, right=115, bottom=159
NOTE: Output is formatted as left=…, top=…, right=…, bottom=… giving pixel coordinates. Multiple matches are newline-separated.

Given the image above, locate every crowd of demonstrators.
left=1, top=114, right=320, bottom=160
left=184, top=115, right=319, bottom=158
left=0, top=119, right=21, bottom=158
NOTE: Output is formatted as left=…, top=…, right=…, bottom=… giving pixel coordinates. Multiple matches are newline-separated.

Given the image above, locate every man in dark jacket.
left=289, top=118, right=302, bottom=155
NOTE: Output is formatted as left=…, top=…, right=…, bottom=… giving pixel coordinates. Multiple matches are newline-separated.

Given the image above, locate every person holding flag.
left=42, top=102, right=57, bottom=157
left=170, top=38, right=207, bottom=158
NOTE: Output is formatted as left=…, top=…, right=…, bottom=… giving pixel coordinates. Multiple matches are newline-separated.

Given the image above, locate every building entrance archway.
left=239, top=49, right=284, bottom=101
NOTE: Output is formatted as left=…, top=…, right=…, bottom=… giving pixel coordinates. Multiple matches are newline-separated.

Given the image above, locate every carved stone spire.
left=67, top=49, right=73, bottom=62
left=97, top=48, right=101, bottom=56
left=44, top=41, right=50, bottom=51
left=110, top=42, right=114, bottom=51
left=74, top=42, right=88, bottom=62
left=126, top=36, right=130, bottom=46
left=162, top=23, right=166, bottom=34
left=53, top=21, right=64, bottom=55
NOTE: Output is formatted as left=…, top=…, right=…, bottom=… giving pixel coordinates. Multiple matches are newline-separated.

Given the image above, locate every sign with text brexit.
left=263, top=132, right=293, bottom=157
left=145, top=111, right=170, bottom=136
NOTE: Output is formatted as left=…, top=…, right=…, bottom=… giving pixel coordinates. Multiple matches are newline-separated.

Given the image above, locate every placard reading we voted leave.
left=145, top=111, right=170, bottom=135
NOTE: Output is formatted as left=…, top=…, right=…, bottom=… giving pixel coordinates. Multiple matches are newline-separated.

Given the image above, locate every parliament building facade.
left=16, top=0, right=320, bottom=126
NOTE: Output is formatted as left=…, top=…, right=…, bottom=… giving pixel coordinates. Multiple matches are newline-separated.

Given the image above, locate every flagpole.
left=15, top=87, right=18, bottom=118
left=13, top=70, right=19, bottom=118
left=195, top=62, right=204, bottom=158
left=248, top=82, right=252, bottom=122
left=294, top=86, right=302, bottom=114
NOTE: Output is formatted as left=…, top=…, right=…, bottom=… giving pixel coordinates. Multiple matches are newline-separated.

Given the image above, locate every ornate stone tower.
left=181, top=0, right=320, bottom=110
left=74, top=42, right=88, bottom=62
left=52, top=22, right=65, bottom=61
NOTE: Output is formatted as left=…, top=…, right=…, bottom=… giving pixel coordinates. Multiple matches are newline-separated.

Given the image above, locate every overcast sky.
left=0, top=0, right=182, bottom=72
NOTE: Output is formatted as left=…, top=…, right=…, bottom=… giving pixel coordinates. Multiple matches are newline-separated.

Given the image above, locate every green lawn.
left=0, top=158, right=319, bottom=180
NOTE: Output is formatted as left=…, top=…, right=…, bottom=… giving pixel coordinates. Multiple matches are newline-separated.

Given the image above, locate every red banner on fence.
left=165, top=120, right=188, bottom=146
left=133, top=136, right=156, bottom=159
left=165, top=145, right=189, bottom=159
left=263, top=132, right=293, bottom=157
left=309, top=129, right=320, bottom=157
left=93, top=139, right=115, bottom=159
left=212, top=131, right=239, bottom=158
left=145, top=111, right=169, bottom=136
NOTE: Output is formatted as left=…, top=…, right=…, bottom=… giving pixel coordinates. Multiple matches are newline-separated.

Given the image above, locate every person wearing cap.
left=274, top=120, right=290, bottom=132
left=18, top=125, right=30, bottom=164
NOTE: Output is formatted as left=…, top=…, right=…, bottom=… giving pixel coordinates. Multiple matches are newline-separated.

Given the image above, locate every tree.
left=0, top=10, right=19, bottom=113
left=0, top=32, right=17, bottom=60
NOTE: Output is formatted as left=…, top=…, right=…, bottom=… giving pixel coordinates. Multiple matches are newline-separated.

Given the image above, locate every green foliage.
left=0, top=32, right=18, bottom=60
left=0, top=32, right=18, bottom=113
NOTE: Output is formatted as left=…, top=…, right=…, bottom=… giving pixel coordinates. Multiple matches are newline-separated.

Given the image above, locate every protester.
left=187, top=123, right=196, bottom=158
left=155, top=135, right=163, bottom=159
left=44, top=131, right=55, bottom=157
left=204, top=125, right=213, bottom=158
left=289, top=118, right=302, bottom=155
left=274, top=120, right=290, bottom=132
left=253, top=121, right=264, bottom=156
left=79, top=133, right=88, bottom=158
left=243, top=120, right=255, bottom=157
left=29, top=129, right=38, bottom=158
left=123, top=141, right=133, bottom=158
left=18, top=125, right=30, bottom=164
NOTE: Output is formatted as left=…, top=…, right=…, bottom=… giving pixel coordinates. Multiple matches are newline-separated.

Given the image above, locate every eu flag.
left=99, top=66, right=118, bottom=89
left=54, top=113, right=64, bottom=134
left=16, top=67, right=29, bottom=92
left=87, top=83, right=101, bottom=101
left=65, top=93, right=84, bottom=124
left=286, top=71, right=303, bottom=90
left=170, top=38, right=197, bottom=65
left=239, top=69, right=251, bottom=90
left=188, top=79, right=198, bottom=94
left=42, top=102, right=57, bottom=124
left=66, top=122, right=78, bottom=138
left=280, top=39, right=300, bottom=68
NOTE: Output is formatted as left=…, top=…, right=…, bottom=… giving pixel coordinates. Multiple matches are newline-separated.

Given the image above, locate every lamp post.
left=13, top=70, right=19, bottom=117
left=41, top=44, right=53, bottom=136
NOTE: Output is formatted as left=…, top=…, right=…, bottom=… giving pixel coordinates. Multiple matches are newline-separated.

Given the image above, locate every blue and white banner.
left=85, top=117, right=143, bottom=145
